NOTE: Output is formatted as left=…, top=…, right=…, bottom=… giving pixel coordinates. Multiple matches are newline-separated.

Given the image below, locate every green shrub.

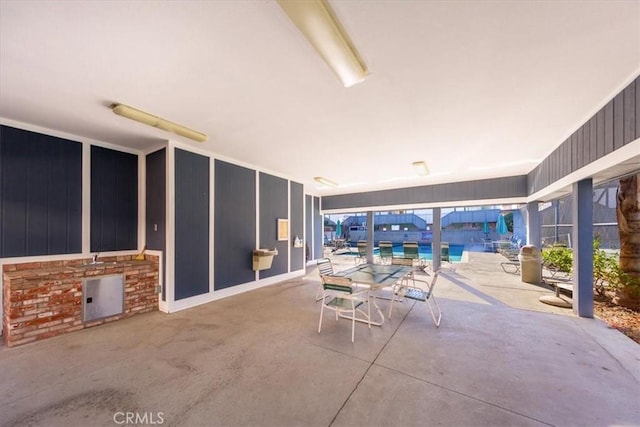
left=541, top=245, right=573, bottom=273
left=541, top=240, right=639, bottom=296
left=592, top=239, right=619, bottom=296
left=591, top=239, right=640, bottom=297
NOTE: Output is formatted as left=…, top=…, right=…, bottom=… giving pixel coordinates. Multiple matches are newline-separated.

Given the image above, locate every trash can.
left=519, top=245, right=542, bottom=284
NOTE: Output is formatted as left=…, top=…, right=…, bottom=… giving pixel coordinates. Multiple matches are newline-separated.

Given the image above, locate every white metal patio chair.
left=318, top=275, right=371, bottom=342
left=315, top=258, right=334, bottom=301
left=388, top=270, right=441, bottom=327
left=376, top=256, right=416, bottom=304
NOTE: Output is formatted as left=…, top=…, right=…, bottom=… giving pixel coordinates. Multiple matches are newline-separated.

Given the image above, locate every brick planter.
left=2, top=255, right=159, bottom=347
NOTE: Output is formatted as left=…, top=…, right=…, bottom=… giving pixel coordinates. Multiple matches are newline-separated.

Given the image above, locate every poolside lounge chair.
left=402, top=241, right=426, bottom=269
left=318, top=275, right=371, bottom=342
left=542, top=260, right=571, bottom=280
left=441, top=242, right=450, bottom=262
left=402, top=241, right=419, bottom=262
left=498, top=247, right=521, bottom=274
left=498, top=247, right=520, bottom=261
left=501, top=261, right=521, bottom=274
left=378, top=241, right=393, bottom=264
left=355, top=241, right=368, bottom=264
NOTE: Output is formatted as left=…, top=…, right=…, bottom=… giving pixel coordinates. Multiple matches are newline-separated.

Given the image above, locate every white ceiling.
left=1, top=1, right=639, bottom=196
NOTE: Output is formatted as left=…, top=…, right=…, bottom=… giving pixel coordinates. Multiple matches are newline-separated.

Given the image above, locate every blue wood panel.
left=146, top=149, right=166, bottom=251
left=602, top=102, right=613, bottom=155
left=175, top=149, right=209, bottom=300
left=91, top=146, right=138, bottom=252
left=290, top=181, right=304, bottom=271
left=591, top=115, right=601, bottom=159
left=527, top=76, right=639, bottom=195
left=214, top=160, right=256, bottom=289
left=613, top=92, right=625, bottom=150
left=314, top=196, right=322, bottom=260
left=623, top=82, right=636, bottom=145
left=0, top=125, right=82, bottom=257
left=322, top=176, right=527, bottom=211
left=146, top=148, right=166, bottom=301
left=259, top=173, right=288, bottom=279
left=305, top=194, right=312, bottom=262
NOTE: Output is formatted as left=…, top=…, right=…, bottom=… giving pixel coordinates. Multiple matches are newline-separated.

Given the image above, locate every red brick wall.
left=3, top=255, right=159, bottom=347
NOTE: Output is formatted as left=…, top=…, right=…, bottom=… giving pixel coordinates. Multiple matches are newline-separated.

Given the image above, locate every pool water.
left=339, top=243, right=465, bottom=262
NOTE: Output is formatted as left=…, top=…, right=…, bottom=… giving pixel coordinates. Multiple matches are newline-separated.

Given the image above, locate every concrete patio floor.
left=1, top=251, right=639, bottom=426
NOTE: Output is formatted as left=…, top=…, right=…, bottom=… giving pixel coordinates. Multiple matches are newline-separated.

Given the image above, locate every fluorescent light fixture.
left=412, top=161, right=429, bottom=176
left=111, top=103, right=207, bottom=143
left=314, top=176, right=338, bottom=187
left=277, top=0, right=368, bottom=87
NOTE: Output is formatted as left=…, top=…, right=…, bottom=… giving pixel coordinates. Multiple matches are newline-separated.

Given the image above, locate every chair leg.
left=318, top=300, right=325, bottom=333
left=350, top=301, right=356, bottom=342
left=426, top=296, right=442, bottom=327
left=387, top=279, right=405, bottom=319
left=388, top=287, right=396, bottom=319
left=367, top=292, right=372, bottom=329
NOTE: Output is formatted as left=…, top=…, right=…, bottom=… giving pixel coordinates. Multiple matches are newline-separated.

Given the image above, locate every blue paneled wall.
left=259, top=173, right=289, bottom=279
left=0, top=125, right=82, bottom=257
left=174, top=149, right=210, bottom=300
left=91, top=145, right=138, bottom=252
left=214, top=160, right=257, bottom=289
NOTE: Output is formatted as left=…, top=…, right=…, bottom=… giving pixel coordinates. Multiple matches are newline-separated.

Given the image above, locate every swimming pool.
left=337, top=243, right=465, bottom=262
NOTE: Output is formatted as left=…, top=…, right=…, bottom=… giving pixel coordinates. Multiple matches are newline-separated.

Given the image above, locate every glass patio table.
left=333, top=263, right=413, bottom=326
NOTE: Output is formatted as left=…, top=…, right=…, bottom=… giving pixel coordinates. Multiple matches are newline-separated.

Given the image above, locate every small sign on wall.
left=277, top=218, right=289, bottom=241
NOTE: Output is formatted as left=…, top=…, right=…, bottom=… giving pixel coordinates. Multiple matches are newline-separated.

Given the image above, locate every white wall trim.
left=164, top=270, right=305, bottom=313
left=287, top=180, right=291, bottom=273
left=255, top=169, right=260, bottom=281
left=138, top=154, right=146, bottom=252
left=165, top=143, right=176, bottom=305
left=209, top=156, right=215, bottom=295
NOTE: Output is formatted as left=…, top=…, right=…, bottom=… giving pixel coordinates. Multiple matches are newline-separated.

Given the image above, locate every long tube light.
left=314, top=176, right=338, bottom=187
left=277, top=0, right=368, bottom=87
left=111, top=103, right=207, bottom=143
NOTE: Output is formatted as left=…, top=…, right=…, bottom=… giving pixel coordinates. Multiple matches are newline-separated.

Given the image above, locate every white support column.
left=366, top=211, right=374, bottom=264
left=572, top=179, right=593, bottom=318
left=526, top=201, right=541, bottom=247
left=432, top=207, right=441, bottom=271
